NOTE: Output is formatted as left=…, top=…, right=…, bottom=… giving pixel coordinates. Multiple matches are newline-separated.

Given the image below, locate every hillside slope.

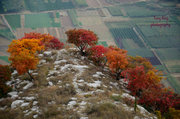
left=0, top=48, right=156, bottom=119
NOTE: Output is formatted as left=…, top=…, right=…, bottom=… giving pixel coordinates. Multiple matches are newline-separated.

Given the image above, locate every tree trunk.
left=27, top=71, right=34, bottom=81
left=116, top=72, right=121, bottom=80
left=134, top=96, right=137, bottom=113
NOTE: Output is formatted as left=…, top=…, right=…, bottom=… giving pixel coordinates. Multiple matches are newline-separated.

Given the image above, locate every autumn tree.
left=46, top=37, right=64, bottom=50
left=7, top=39, right=44, bottom=80
left=87, top=45, right=108, bottom=66
left=127, top=56, right=153, bottom=72
left=0, top=65, right=12, bottom=97
left=105, top=48, right=128, bottom=80
left=139, top=86, right=178, bottom=114
left=121, top=65, right=164, bottom=112
left=21, top=32, right=64, bottom=50
left=65, top=29, right=98, bottom=55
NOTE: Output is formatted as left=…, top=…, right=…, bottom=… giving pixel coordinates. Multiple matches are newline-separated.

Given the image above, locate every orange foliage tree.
left=105, top=47, right=128, bottom=80
left=66, top=29, right=98, bottom=55
left=7, top=39, right=44, bottom=80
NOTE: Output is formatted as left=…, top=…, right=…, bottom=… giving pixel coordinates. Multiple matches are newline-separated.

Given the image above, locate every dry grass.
left=39, top=104, right=80, bottom=119
left=34, top=63, right=54, bottom=87
left=85, top=103, right=134, bottom=119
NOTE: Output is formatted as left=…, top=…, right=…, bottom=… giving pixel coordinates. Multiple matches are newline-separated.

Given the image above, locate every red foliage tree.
left=47, top=37, right=64, bottom=50
left=105, top=48, right=128, bottom=80
left=139, top=87, right=178, bottom=114
left=0, top=65, right=12, bottom=97
left=87, top=45, right=108, bottom=65
left=66, top=29, right=98, bottom=55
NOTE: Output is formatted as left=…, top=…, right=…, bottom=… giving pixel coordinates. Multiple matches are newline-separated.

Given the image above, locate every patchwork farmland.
left=0, top=0, right=180, bottom=93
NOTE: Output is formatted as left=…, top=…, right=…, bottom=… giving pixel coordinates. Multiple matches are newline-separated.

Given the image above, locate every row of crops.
left=135, top=24, right=180, bottom=48
left=109, top=28, right=145, bottom=48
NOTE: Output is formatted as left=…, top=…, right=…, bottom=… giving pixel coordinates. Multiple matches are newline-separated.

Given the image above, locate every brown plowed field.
left=86, top=0, right=99, bottom=8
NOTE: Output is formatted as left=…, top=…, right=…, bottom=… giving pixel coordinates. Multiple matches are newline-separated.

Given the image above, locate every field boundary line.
left=1, top=15, right=17, bottom=39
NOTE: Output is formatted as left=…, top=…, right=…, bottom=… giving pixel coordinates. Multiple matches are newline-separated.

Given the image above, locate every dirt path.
left=55, top=28, right=60, bottom=39
left=121, top=8, right=127, bottom=16
left=21, top=14, right=25, bottom=28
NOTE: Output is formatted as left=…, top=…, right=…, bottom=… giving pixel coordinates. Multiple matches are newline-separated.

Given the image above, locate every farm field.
left=4, top=15, right=21, bottom=30
left=74, top=0, right=88, bottom=7
left=24, top=0, right=75, bottom=12
left=0, top=0, right=180, bottom=93
left=25, top=13, right=61, bottom=29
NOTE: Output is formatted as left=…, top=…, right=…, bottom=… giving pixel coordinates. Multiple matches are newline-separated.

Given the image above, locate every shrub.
left=105, top=47, right=128, bottom=80
left=21, top=32, right=64, bottom=50
left=47, top=37, right=64, bottom=50
left=0, top=65, right=12, bottom=97
left=66, top=29, right=98, bottom=55
left=87, top=45, right=108, bottom=66
left=7, top=39, right=44, bottom=80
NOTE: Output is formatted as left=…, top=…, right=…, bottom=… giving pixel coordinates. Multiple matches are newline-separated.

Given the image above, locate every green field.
left=25, top=13, right=60, bottom=29
left=0, top=28, right=15, bottom=40
left=0, top=56, right=10, bottom=63
left=123, top=5, right=167, bottom=17
left=0, top=0, right=25, bottom=13
left=24, top=0, right=74, bottom=12
left=166, top=75, right=180, bottom=94
left=5, top=15, right=21, bottom=30
left=107, top=6, right=123, bottom=16
left=127, top=48, right=154, bottom=57
left=97, top=41, right=108, bottom=47
left=74, top=0, right=88, bottom=7
left=156, top=48, right=180, bottom=73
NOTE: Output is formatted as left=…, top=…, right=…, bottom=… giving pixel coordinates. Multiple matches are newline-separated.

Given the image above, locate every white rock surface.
left=48, top=81, right=53, bottom=86
left=112, top=93, right=120, bottom=97
left=21, top=102, right=30, bottom=107
left=121, top=93, right=135, bottom=100
left=8, top=91, right=18, bottom=97
left=33, top=101, right=38, bottom=106
left=23, top=82, right=33, bottom=90
left=11, top=100, right=24, bottom=109
left=86, top=80, right=101, bottom=88
left=54, top=60, right=67, bottom=65
left=80, top=117, right=88, bottom=119
left=23, top=96, right=35, bottom=101
left=33, top=114, right=38, bottom=118
left=67, top=101, right=77, bottom=108
left=39, top=59, right=46, bottom=64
